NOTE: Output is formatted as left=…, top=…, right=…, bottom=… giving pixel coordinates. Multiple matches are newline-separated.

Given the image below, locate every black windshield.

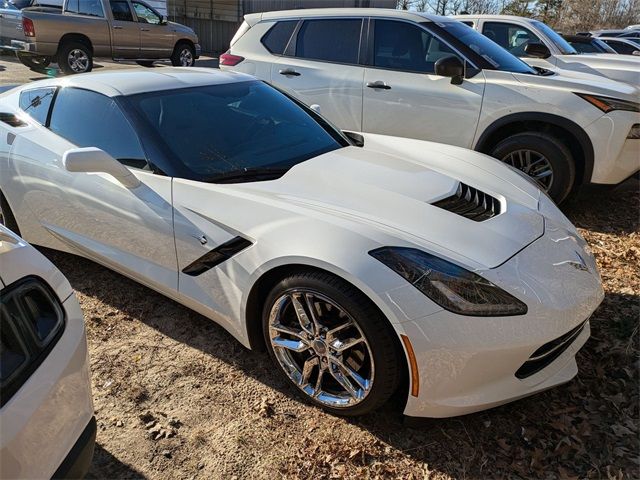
left=125, top=81, right=347, bottom=182
left=426, top=20, right=537, bottom=74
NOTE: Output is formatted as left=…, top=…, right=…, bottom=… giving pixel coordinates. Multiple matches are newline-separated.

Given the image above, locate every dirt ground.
left=34, top=182, right=638, bottom=480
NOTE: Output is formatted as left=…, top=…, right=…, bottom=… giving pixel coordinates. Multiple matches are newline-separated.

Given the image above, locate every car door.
left=108, top=0, right=140, bottom=58
left=9, top=86, right=177, bottom=296
left=132, top=0, right=173, bottom=58
left=269, top=17, right=365, bottom=132
left=361, top=19, right=485, bottom=149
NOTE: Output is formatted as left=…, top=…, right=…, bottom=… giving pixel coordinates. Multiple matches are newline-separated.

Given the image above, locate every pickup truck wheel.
left=16, top=52, right=51, bottom=72
left=491, top=132, right=575, bottom=204
left=58, top=42, right=93, bottom=74
left=171, top=42, right=195, bottom=67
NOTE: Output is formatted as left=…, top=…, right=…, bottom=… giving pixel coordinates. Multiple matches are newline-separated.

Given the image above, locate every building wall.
left=167, top=0, right=396, bottom=53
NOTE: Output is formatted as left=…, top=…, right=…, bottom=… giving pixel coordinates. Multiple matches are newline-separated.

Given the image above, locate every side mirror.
left=434, top=56, right=464, bottom=85
left=524, top=42, right=551, bottom=59
left=633, top=50, right=640, bottom=56
left=63, top=147, right=140, bottom=189
left=160, top=15, right=167, bottom=24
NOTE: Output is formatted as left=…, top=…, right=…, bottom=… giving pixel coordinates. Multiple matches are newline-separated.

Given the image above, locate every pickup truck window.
left=132, top=1, right=160, bottom=24
left=65, top=0, right=104, bottom=17
left=110, top=0, right=133, bottom=21
left=482, top=21, right=541, bottom=57
left=18, top=87, right=56, bottom=125
left=50, top=88, right=148, bottom=169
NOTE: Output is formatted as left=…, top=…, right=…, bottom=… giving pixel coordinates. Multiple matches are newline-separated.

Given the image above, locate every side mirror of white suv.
left=434, top=56, right=465, bottom=85
left=524, top=42, right=552, bottom=59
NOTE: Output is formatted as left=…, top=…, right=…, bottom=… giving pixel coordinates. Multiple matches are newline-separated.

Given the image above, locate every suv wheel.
left=491, top=132, right=575, bottom=203
left=262, top=270, right=401, bottom=416
left=171, top=42, right=195, bottom=67
left=58, top=41, right=93, bottom=74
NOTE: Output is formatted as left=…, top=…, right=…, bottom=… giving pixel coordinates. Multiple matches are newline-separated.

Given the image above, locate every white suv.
left=454, top=14, right=640, bottom=85
left=0, top=223, right=95, bottom=478
left=221, top=9, right=640, bottom=203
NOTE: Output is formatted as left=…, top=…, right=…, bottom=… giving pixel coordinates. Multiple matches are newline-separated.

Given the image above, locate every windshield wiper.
left=203, top=167, right=290, bottom=184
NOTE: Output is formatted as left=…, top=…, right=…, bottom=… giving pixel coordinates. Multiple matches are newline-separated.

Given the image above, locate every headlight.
left=370, top=247, right=528, bottom=316
left=575, top=92, right=640, bottom=113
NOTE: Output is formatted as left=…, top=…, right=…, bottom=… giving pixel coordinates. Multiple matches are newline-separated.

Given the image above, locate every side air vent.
left=432, top=183, right=501, bottom=221
left=0, top=113, right=27, bottom=128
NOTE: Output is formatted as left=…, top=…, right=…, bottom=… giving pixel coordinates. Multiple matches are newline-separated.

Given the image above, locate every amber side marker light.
left=400, top=334, right=420, bottom=397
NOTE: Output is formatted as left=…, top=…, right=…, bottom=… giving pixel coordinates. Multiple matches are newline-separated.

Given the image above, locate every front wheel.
left=16, top=52, right=51, bottom=72
left=57, top=41, right=93, bottom=74
left=262, top=271, right=401, bottom=416
left=170, top=42, right=195, bottom=67
left=491, top=132, right=575, bottom=204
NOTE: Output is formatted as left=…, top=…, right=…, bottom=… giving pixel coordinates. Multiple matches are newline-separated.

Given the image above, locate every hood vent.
left=432, top=183, right=501, bottom=221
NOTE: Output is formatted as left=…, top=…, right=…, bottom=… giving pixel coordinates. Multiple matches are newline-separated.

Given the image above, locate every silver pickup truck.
left=13, top=0, right=200, bottom=73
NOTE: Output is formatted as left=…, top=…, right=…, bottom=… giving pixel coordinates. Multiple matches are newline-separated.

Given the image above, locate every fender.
left=474, top=112, right=595, bottom=185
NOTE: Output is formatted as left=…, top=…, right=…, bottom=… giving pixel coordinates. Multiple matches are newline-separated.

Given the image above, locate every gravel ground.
left=37, top=181, right=639, bottom=480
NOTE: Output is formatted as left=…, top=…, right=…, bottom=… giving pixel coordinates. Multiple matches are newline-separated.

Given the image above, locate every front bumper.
left=52, top=417, right=96, bottom=479
left=399, top=219, right=604, bottom=418
left=586, top=111, right=640, bottom=185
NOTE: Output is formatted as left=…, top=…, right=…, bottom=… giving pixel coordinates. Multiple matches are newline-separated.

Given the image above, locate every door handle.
left=367, top=81, right=391, bottom=90
left=279, top=68, right=301, bottom=76
left=113, top=25, right=123, bottom=29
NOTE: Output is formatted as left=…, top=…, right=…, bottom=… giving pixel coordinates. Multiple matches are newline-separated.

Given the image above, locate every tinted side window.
left=49, top=88, right=147, bottom=169
left=373, top=20, right=458, bottom=74
left=132, top=1, right=160, bottom=24
left=19, top=87, right=56, bottom=125
left=110, top=0, right=133, bottom=21
left=295, top=19, right=362, bottom=64
left=482, top=22, right=541, bottom=57
left=606, top=40, right=636, bottom=54
left=261, top=20, right=297, bottom=54
left=64, top=0, right=78, bottom=12
left=77, top=0, right=104, bottom=16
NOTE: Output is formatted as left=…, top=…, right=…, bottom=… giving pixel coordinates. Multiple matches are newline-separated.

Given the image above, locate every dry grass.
left=41, top=182, right=639, bottom=480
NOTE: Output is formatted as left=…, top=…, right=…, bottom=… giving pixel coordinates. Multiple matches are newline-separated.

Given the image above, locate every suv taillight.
left=219, top=51, right=244, bottom=66
left=22, top=18, right=35, bottom=37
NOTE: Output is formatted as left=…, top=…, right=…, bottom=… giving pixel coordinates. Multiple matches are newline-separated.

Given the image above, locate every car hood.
left=512, top=67, right=639, bottom=102
left=526, top=54, right=640, bottom=86
left=238, top=135, right=544, bottom=269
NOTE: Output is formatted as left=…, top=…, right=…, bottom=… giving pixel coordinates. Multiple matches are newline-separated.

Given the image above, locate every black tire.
left=15, top=52, right=51, bottom=72
left=170, top=42, right=195, bottom=67
left=57, top=41, right=93, bottom=75
left=262, top=270, right=401, bottom=416
left=0, top=191, right=21, bottom=235
left=136, top=60, right=155, bottom=67
left=491, top=132, right=575, bottom=204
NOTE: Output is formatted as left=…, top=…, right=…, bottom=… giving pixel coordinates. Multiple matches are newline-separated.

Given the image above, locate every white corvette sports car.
left=0, top=69, right=604, bottom=418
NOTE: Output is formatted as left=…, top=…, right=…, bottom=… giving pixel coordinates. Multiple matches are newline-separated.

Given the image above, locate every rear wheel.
left=170, top=42, right=195, bottom=67
left=58, top=41, right=93, bottom=74
left=16, top=52, right=51, bottom=72
left=0, top=191, right=20, bottom=235
left=262, top=270, right=401, bottom=416
left=491, top=132, right=575, bottom=203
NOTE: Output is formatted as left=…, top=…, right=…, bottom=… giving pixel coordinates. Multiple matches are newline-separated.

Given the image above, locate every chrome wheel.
left=502, top=149, right=554, bottom=191
left=268, top=290, right=374, bottom=408
left=68, top=49, right=90, bottom=73
left=178, top=48, right=194, bottom=66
